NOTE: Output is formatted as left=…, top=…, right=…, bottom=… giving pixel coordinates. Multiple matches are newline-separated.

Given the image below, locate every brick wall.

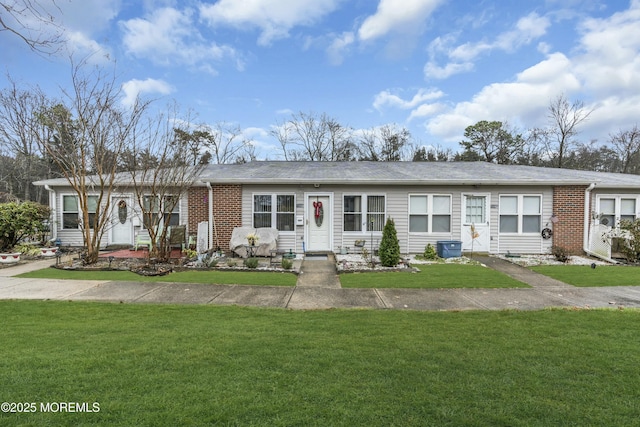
left=187, top=187, right=209, bottom=234
left=187, top=184, right=242, bottom=251
left=552, top=185, right=588, bottom=254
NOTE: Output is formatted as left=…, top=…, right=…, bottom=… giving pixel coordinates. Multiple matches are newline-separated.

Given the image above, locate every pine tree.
left=379, top=217, right=400, bottom=267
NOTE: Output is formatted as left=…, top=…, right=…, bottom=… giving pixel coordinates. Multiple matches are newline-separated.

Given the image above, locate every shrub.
left=12, top=243, right=41, bottom=256
left=619, top=219, right=640, bottom=262
left=551, top=245, right=570, bottom=263
left=208, top=258, right=218, bottom=268
left=0, top=201, right=50, bottom=251
left=423, top=243, right=438, bottom=260
left=226, top=259, right=237, bottom=267
left=379, top=218, right=401, bottom=267
left=281, top=258, right=293, bottom=270
left=244, top=257, right=259, bottom=269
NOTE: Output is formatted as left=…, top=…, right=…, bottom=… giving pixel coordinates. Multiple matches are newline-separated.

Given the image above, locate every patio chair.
left=134, top=230, right=152, bottom=251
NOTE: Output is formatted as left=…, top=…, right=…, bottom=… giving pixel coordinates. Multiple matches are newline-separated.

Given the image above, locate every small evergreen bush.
left=379, top=218, right=401, bottom=267
left=281, top=258, right=293, bottom=270
left=423, top=243, right=438, bottom=260
left=244, top=257, right=259, bottom=269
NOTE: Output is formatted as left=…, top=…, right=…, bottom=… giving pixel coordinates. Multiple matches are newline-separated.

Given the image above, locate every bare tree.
left=36, top=62, right=149, bottom=264
left=1, top=0, right=64, bottom=53
left=609, top=125, right=640, bottom=174
left=272, top=111, right=354, bottom=161
left=359, top=124, right=412, bottom=161
left=128, top=106, right=206, bottom=260
left=544, top=94, right=593, bottom=168
left=0, top=78, right=50, bottom=201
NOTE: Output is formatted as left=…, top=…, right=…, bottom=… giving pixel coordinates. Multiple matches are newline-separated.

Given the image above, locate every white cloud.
left=358, top=0, right=443, bottom=41
left=120, top=7, right=242, bottom=72
left=121, top=78, right=174, bottom=107
left=373, top=88, right=444, bottom=111
left=326, top=32, right=355, bottom=65
left=199, top=0, right=342, bottom=46
left=424, top=61, right=474, bottom=79
left=425, top=52, right=581, bottom=142
left=426, top=12, right=551, bottom=80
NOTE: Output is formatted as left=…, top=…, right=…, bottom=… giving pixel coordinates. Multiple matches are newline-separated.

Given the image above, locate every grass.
left=17, top=267, right=297, bottom=286
left=1, top=301, right=639, bottom=426
left=531, top=265, right=640, bottom=287
left=341, top=264, right=529, bottom=288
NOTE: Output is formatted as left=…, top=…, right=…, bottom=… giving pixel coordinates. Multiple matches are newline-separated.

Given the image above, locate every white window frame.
left=499, top=194, right=542, bottom=234
left=142, top=194, right=180, bottom=230
left=251, top=193, right=296, bottom=232
left=343, top=194, right=386, bottom=233
left=595, top=195, right=639, bottom=229
left=61, top=194, right=99, bottom=230
left=408, top=194, right=452, bottom=234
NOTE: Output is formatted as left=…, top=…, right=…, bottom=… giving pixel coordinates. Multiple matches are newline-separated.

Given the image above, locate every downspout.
left=44, top=185, right=57, bottom=242
left=582, top=182, right=599, bottom=258
left=206, top=182, right=213, bottom=250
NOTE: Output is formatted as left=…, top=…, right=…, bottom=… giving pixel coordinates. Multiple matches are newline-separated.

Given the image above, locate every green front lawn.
left=1, top=301, right=639, bottom=426
left=341, top=264, right=529, bottom=288
left=17, top=267, right=297, bottom=286
left=531, top=265, right=640, bottom=287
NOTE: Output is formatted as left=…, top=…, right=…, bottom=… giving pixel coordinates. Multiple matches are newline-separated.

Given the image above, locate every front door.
left=462, top=194, right=490, bottom=253
left=307, top=195, right=331, bottom=252
left=111, top=196, right=133, bottom=245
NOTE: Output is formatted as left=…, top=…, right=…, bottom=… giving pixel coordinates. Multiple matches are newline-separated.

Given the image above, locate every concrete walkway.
left=2, top=255, right=640, bottom=311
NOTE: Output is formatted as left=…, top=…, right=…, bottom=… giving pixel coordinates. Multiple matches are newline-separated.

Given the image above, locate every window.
left=597, top=196, right=638, bottom=227
left=367, top=196, right=385, bottom=232
left=87, top=196, right=99, bottom=229
left=433, top=195, right=451, bottom=232
left=465, top=196, right=485, bottom=224
left=143, top=195, right=180, bottom=229
left=343, top=195, right=385, bottom=232
left=409, top=195, right=451, bottom=233
left=252, top=194, right=295, bottom=231
left=277, top=195, right=295, bottom=231
left=344, top=196, right=362, bottom=231
left=499, top=195, right=541, bottom=234
left=62, top=195, right=99, bottom=229
left=63, top=195, right=79, bottom=229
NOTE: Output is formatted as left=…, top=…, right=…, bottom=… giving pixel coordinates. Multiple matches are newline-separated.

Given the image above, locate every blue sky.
left=2, top=0, right=639, bottom=159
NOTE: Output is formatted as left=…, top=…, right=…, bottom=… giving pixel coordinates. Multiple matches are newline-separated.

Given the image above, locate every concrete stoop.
left=296, top=253, right=341, bottom=288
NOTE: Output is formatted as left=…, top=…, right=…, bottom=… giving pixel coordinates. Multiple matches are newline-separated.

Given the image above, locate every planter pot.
left=40, top=247, right=59, bottom=257
left=0, top=253, right=21, bottom=264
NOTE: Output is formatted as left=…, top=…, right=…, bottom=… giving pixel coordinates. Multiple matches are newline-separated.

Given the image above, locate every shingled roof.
left=200, top=161, right=640, bottom=188
left=33, top=161, right=640, bottom=189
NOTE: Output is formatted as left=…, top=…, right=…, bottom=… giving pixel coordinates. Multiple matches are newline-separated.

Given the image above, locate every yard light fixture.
left=55, top=250, right=62, bottom=266
left=108, top=256, right=115, bottom=269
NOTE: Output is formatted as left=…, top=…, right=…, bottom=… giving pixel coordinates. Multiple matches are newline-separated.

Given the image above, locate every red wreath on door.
left=313, top=200, right=323, bottom=227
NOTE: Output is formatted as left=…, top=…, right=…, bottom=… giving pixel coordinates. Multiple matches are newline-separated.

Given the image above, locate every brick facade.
left=552, top=185, right=588, bottom=254
left=187, top=184, right=242, bottom=251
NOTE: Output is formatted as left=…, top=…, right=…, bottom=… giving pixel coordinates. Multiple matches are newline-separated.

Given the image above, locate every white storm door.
left=306, top=195, right=331, bottom=252
left=111, top=196, right=133, bottom=245
left=462, top=194, right=490, bottom=252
